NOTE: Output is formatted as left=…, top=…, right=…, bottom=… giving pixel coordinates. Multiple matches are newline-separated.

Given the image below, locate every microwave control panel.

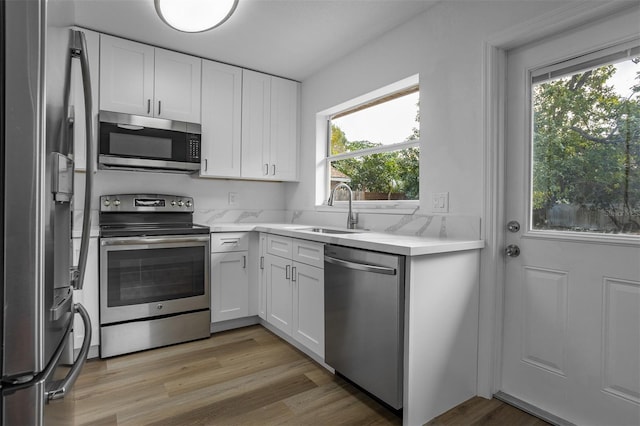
left=187, top=136, right=200, bottom=162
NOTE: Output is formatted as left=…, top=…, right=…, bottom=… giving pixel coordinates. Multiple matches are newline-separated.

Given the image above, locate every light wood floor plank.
left=47, top=325, right=546, bottom=426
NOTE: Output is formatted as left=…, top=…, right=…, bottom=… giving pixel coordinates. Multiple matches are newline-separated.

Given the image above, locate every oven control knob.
left=171, top=201, right=177, bottom=207
left=103, top=199, right=110, bottom=207
left=113, top=199, right=121, bottom=207
left=177, top=200, right=184, bottom=207
left=185, top=201, right=192, bottom=208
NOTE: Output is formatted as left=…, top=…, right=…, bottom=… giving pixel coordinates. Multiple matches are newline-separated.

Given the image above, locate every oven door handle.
left=101, top=235, right=211, bottom=246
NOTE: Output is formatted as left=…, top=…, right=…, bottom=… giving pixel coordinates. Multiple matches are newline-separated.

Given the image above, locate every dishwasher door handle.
left=325, top=256, right=396, bottom=275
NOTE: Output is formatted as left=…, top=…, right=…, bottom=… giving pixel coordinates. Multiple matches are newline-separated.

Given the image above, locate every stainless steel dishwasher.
left=324, top=244, right=405, bottom=410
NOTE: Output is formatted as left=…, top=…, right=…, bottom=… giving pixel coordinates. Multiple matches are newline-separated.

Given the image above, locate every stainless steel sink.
left=302, top=227, right=359, bottom=235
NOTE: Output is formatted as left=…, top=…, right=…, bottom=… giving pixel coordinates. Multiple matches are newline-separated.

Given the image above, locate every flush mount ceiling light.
left=155, top=0, right=239, bottom=33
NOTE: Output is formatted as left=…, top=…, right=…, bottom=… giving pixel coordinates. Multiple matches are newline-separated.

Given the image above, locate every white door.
left=99, top=34, right=154, bottom=116
left=211, top=251, right=249, bottom=322
left=269, top=76, right=299, bottom=181
left=153, top=48, right=201, bottom=123
left=241, top=70, right=271, bottom=179
left=292, top=262, right=324, bottom=357
left=501, top=11, right=640, bottom=426
left=201, top=61, right=242, bottom=177
left=265, top=254, right=293, bottom=334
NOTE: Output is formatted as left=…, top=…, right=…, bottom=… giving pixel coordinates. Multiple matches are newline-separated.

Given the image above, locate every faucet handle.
left=348, top=212, right=359, bottom=229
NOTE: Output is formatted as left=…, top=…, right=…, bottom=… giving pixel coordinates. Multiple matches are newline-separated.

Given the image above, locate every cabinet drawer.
left=292, top=240, right=324, bottom=269
left=266, top=234, right=292, bottom=258
left=211, top=232, right=249, bottom=252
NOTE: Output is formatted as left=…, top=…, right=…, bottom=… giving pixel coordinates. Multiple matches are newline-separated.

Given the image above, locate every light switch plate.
left=228, top=192, right=238, bottom=206
left=432, top=192, right=449, bottom=213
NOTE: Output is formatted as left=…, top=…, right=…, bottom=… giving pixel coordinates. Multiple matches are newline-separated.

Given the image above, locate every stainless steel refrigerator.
left=1, top=0, right=94, bottom=424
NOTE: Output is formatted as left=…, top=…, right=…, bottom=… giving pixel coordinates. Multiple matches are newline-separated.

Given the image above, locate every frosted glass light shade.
left=155, top=0, right=239, bottom=33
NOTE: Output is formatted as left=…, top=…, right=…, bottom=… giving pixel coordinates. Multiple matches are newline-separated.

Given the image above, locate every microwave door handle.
left=117, top=124, right=144, bottom=131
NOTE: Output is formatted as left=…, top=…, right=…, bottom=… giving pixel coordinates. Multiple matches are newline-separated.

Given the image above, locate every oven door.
left=99, top=234, right=210, bottom=325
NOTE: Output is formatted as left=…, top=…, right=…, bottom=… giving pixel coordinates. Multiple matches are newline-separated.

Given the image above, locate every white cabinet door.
left=100, top=35, right=201, bottom=123
left=154, top=48, right=201, bottom=123
left=201, top=61, right=242, bottom=177
left=258, top=233, right=267, bottom=320
left=72, top=238, right=100, bottom=350
left=292, top=261, right=324, bottom=357
left=240, top=71, right=299, bottom=181
left=241, top=69, right=271, bottom=179
left=211, top=251, right=249, bottom=322
left=99, top=35, right=154, bottom=116
left=265, top=253, right=293, bottom=335
left=71, top=28, right=99, bottom=172
left=269, top=77, right=298, bottom=181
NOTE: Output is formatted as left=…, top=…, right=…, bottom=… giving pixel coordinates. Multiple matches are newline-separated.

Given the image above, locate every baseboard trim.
left=493, top=391, right=575, bottom=426
left=210, top=316, right=260, bottom=333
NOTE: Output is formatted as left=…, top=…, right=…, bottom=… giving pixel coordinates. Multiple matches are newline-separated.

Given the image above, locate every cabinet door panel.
left=258, top=234, right=267, bottom=320
left=154, top=48, right=202, bottom=123
left=266, top=234, right=292, bottom=258
left=211, top=251, right=249, bottom=322
left=269, top=77, right=298, bottom=181
left=99, top=35, right=154, bottom=116
left=265, top=254, right=292, bottom=334
left=241, top=70, right=271, bottom=179
left=201, top=61, right=242, bottom=177
left=293, top=262, right=324, bottom=357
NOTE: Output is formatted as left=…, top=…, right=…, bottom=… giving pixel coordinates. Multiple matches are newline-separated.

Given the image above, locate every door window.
left=530, top=46, right=640, bottom=234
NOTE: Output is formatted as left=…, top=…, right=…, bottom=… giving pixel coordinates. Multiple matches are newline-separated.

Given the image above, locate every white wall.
left=287, top=0, right=576, bottom=217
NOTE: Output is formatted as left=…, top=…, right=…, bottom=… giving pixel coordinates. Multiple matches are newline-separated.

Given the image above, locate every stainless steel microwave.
left=98, top=111, right=201, bottom=173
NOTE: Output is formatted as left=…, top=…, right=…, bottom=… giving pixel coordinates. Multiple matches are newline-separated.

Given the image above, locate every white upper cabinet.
left=153, top=48, right=201, bottom=122
left=200, top=61, right=242, bottom=177
left=99, top=35, right=154, bottom=117
left=269, top=77, right=298, bottom=181
left=241, top=70, right=298, bottom=181
left=99, top=35, right=201, bottom=123
left=241, top=70, right=271, bottom=179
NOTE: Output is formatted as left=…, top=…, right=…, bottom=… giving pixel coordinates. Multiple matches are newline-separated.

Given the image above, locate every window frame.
left=525, top=40, right=640, bottom=239
left=320, top=77, right=420, bottom=209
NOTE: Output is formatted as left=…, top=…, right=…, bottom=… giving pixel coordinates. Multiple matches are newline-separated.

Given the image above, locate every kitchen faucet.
left=327, top=183, right=358, bottom=229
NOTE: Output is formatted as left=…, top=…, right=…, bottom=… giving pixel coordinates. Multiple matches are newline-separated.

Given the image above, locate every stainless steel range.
left=99, top=194, right=211, bottom=358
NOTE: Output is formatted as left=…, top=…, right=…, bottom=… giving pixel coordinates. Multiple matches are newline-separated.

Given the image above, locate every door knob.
left=505, top=244, right=520, bottom=257
left=507, top=221, right=520, bottom=233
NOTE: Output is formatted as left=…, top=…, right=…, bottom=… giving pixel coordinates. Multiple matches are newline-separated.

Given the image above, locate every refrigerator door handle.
left=45, top=303, right=92, bottom=401
left=72, top=29, right=94, bottom=291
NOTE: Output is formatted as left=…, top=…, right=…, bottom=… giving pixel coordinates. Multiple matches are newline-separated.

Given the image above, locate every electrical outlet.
left=432, top=192, right=449, bottom=213
left=228, top=192, right=238, bottom=206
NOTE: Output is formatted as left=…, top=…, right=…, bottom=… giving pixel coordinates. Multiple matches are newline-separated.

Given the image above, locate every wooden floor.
left=48, top=325, right=548, bottom=425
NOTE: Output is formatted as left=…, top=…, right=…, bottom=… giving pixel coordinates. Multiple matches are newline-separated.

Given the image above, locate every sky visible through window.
left=332, top=91, right=419, bottom=146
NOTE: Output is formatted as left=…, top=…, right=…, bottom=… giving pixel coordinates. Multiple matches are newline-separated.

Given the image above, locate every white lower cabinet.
left=258, top=233, right=267, bottom=320
left=291, top=262, right=324, bottom=357
left=262, top=234, right=324, bottom=357
left=211, top=233, right=249, bottom=323
left=264, top=253, right=293, bottom=334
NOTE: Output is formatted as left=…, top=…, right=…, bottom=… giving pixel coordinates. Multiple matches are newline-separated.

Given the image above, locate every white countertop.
left=210, top=223, right=484, bottom=256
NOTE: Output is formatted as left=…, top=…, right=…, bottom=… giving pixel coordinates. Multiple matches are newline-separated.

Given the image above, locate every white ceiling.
left=73, top=0, right=438, bottom=81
